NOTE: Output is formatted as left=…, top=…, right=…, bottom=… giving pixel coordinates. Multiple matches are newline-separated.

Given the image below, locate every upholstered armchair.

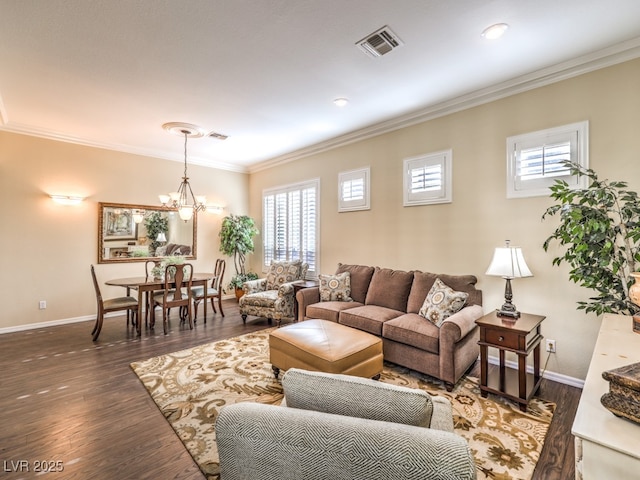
left=216, top=369, right=476, bottom=480
left=239, top=260, right=309, bottom=326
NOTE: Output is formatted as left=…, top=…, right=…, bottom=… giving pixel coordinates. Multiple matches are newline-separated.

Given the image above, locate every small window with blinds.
left=403, top=150, right=452, bottom=206
left=263, top=179, right=319, bottom=278
left=338, top=167, right=370, bottom=212
left=507, top=121, right=589, bottom=198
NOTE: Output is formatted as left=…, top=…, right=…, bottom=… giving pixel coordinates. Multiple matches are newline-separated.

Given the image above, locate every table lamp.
left=485, top=240, right=533, bottom=319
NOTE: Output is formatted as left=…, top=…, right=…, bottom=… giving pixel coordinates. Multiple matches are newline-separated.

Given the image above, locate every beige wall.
left=248, top=58, right=640, bottom=381
left=2, top=58, right=639, bottom=381
left=0, top=131, right=248, bottom=329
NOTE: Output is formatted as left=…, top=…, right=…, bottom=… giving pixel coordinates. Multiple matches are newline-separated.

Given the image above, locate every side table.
left=291, top=279, right=319, bottom=322
left=476, top=310, right=545, bottom=412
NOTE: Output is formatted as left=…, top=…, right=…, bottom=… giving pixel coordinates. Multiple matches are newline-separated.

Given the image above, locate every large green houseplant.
left=542, top=161, right=640, bottom=316
left=144, top=211, right=169, bottom=255
left=219, top=214, right=259, bottom=298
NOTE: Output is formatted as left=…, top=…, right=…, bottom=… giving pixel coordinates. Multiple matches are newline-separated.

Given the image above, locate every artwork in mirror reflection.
left=98, top=202, right=197, bottom=264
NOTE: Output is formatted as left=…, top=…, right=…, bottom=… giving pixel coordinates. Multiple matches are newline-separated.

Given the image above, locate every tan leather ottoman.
left=269, top=319, right=383, bottom=379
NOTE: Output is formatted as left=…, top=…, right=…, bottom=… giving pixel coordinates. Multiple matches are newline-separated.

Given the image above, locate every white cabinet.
left=572, top=314, right=640, bottom=479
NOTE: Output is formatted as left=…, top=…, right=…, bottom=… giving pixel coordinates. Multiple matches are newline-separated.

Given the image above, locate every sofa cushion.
left=335, top=263, right=375, bottom=304
left=339, top=305, right=403, bottom=336
left=319, top=272, right=353, bottom=302
left=407, top=271, right=480, bottom=313
left=265, top=260, right=303, bottom=290
left=306, top=301, right=363, bottom=323
left=282, top=368, right=434, bottom=428
left=365, top=267, right=414, bottom=312
left=418, top=278, right=468, bottom=327
left=383, top=313, right=440, bottom=354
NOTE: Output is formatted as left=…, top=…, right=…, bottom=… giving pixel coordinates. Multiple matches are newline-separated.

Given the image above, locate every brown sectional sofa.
left=296, top=263, right=484, bottom=391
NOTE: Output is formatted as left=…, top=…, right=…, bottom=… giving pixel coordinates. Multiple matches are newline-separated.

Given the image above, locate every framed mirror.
left=98, top=202, right=197, bottom=264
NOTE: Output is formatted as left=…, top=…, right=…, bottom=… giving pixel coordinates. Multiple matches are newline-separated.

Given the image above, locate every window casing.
left=338, top=167, right=370, bottom=212
left=403, top=150, right=452, bottom=206
left=262, top=179, right=319, bottom=278
left=507, top=121, right=589, bottom=198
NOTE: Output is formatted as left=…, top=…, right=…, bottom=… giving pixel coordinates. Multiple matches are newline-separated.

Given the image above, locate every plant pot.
left=235, top=287, right=245, bottom=301
left=630, top=272, right=640, bottom=333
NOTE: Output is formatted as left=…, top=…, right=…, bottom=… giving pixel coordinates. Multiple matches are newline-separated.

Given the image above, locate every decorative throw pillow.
left=265, top=260, right=303, bottom=290
left=319, top=272, right=353, bottom=302
left=419, top=278, right=468, bottom=327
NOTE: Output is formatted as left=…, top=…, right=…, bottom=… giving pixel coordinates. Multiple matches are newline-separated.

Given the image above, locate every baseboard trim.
left=0, top=298, right=237, bottom=335
left=487, top=355, right=584, bottom=389
left=1, top=317, right=584, bottom=389
left=0, top=314, right=97, bottom=334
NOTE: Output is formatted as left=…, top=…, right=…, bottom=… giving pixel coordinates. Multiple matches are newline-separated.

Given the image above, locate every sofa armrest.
left=216, top=402, right=476, bottom=480
left=243, top=278, right=267, bottom=294
left=440, top=304, right=483, bottom=344
left=296, top=286, right=320, bottom=319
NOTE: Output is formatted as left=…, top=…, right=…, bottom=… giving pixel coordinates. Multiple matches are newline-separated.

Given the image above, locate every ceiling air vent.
left=208, top=131, right=228, bottom=141
left=356, top=26, right=403, bottom=58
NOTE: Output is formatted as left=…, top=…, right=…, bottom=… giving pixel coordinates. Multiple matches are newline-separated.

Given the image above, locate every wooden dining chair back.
left=145, top=259, right=161, bottom=279
left=193, top=258, right=226, bottom=321
left=90, top=264, right=138, bottom=341
left=152, top=263, right=194, bottom=334
left=139, top=259, right=163, bottom=325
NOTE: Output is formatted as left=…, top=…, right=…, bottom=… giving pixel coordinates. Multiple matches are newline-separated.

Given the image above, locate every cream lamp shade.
left=485, top=240, right=532, bottom=318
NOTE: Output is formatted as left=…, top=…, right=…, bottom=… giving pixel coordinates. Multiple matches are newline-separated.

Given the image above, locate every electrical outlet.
left=39, top=300, right=47, bottom=310
left=545, top=339, right=556, bottom=353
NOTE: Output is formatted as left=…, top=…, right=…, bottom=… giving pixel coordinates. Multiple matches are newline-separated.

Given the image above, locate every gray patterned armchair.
left=239, top=260, right=309, bottom=326
left=216, top=369, right=476, bottom=480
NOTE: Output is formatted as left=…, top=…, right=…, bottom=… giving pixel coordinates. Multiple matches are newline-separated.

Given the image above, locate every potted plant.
left=219, top=214, right=259, bottom=299
left=542, top=160, right=640, bottom=316
left=144, top=211, right=169, bottom=256
left=151, top=255, right=186, bottom=280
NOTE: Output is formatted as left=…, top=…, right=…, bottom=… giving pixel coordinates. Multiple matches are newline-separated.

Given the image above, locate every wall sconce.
left=206, top=205, right=224, bottom=215
left=51, top=195, right=85, bottom=206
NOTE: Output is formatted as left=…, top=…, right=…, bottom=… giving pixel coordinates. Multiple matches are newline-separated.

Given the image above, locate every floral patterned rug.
left=130, top=329, right=555, bottom=479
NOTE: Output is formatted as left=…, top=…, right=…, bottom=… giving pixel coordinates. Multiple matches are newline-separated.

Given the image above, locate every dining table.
left=106, top=273, right=215, bottom=335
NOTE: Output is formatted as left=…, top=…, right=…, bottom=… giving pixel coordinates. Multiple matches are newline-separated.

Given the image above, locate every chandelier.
left=159, top=122, right=207, bottom=221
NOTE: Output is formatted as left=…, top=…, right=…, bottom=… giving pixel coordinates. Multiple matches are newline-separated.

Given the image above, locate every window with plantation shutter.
left=339, top=167, right=370, bottom=212
left=263, top=179, right=319, bottom=278
left=507, top=121, right=589, bottom=198
left=403, top=150, right=452, bottom=206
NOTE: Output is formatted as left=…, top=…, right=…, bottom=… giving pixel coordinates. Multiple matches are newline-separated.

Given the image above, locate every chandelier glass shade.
left=159, top=123, right=207, bottom=221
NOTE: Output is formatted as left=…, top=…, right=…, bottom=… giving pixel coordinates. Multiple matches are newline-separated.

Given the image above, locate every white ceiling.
left=1, top=1, right=640, bottom=173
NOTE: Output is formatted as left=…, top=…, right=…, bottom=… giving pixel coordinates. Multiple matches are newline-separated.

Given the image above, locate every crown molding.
left=3, top=36, right=640, bottom=176
left=0, top=122, right=248, bottom=173
left=249, top=36, right=640, bottom=174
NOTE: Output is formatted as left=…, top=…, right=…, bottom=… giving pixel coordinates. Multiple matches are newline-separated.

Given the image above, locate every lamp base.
left=497, top=309, right=520, bottom=319
left=496, top=303, right=521, bottom=319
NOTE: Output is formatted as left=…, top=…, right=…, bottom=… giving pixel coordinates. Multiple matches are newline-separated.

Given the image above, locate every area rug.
left=131, top=329, right=555, bottom=480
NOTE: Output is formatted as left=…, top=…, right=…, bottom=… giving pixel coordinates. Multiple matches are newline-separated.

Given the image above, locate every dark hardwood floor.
left=0, top=300, right=581, bottom=479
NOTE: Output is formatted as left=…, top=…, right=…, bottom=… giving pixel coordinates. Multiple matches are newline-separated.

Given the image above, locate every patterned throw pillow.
left=265, top=260, right=303, bottom=290
left=319, top=272, right=353, bottom=302
left=418, top=278, right=468, bottom=327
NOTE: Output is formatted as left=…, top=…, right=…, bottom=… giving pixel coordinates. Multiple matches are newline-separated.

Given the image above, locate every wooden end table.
left=291, top=279, right=319, bottom=322
left=476, top=310, right=545, bottom=412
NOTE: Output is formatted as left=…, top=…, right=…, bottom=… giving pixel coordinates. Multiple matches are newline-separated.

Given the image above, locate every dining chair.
left=151, top=263, right=194, bottom=334
left=192, top=258, right=226, bottom=322
left=140, top=259, right=164, bottom=325
left=90, top=265, right=138, bottom=341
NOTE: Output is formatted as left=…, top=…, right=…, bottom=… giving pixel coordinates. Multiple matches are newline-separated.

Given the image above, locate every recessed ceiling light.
left=481, top=23, right=509, bottom=40
left=333, top=98, right=349, bottom=107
